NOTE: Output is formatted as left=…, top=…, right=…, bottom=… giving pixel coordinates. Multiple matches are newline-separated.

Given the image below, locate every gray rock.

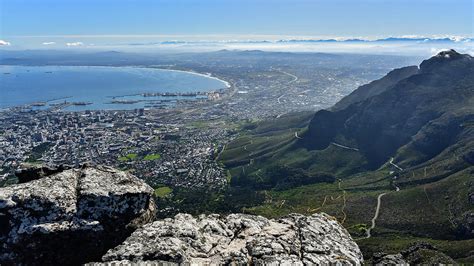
left=15, top=163, right=71, bottom=183
left=102, top=212, right=363, bottom=264
left=401, top=242, right=455, bottom=264
left=0, top=166, right=156, bottom=265
left=373, top=242, right=455, bottom=265
left=372, top=252, right=407, bottom=265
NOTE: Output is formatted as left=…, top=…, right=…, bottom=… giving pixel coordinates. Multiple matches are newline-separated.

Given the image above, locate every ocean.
left=0, top=65, right=229, bottom=111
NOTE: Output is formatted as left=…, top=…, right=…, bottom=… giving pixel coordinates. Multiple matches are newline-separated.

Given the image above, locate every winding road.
left=294, top=132, right=303, bottom=139
left=276, top=69, right=299, bottom=84
left=361, top=158, right=404, bottom=239
left=389, top=157, right=403, bottom=171
left=364, top=192, right=388, bottom=239
left=274, top=68, right=298, bottom=105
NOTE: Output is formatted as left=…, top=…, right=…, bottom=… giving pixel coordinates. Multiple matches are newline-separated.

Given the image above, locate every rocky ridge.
left=0, top=166, right=363, bottom=265
left=102, top=212, right=363, bottom=264
left=372, top=242, right=456, bottom=264
left=0, top=166, right=156, bottom=265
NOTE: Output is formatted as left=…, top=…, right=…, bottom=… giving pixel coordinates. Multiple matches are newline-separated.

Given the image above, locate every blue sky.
left=1, top=0, right=472, bottom=37
left=0, top=0, right=472, bottom=53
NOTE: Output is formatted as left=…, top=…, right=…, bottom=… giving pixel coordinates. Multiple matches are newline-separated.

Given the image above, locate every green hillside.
left=220, top=50, right=474, bottom=262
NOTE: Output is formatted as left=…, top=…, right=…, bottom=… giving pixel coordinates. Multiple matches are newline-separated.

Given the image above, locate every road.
left=330, top=142, right=359, bottom=152
left=353, top=157, right=404, bottom=240
left=274, top=68, right=299, bottom=84
left=338, top=179, right=347, bottom=224
left=389, top=157, right=403, bottom=171
left=215, top=144, right=227, bottom=161
left=362, top=175, right=402, bottom=239
left=394, top=184, right=400, bottom=191
left=364, top=192, right=388, bottom=239
left=295, top=131, right=303, bottom=139
left=273, top=68, right=298, bottom=110
left=277, top=94, right=285, bottom=104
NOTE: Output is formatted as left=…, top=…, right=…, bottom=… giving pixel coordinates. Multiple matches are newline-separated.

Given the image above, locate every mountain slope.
left=332, top=65, right=419, bottom=111
left=304, top=49, right=474, bottom=170
left=220, top=50, right=474, bottom=262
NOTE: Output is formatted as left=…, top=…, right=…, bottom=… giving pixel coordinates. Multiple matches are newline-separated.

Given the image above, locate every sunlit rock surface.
left=102, top=212, right=363, bottom=264
left=0, top=166, right=156, bottom=265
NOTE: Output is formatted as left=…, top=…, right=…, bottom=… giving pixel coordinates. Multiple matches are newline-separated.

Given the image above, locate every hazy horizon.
left=1, top=0, right=472, bottom=55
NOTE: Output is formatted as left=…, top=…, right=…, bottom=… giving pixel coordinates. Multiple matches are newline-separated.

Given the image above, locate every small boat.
left=71, top=102, right=92, bottom=106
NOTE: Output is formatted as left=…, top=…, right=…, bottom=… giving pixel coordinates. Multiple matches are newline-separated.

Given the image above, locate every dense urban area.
left=0, top=51, right=416, bottom=192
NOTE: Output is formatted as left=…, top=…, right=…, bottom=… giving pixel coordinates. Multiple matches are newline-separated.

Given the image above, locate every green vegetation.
left=0, top=174, right=18, bottom=187
left=189, top=121, right=209, bottom=129
left=154, top=186, right=173, bottom=198
left=118, top=153, right=138, bottom=161
left=25, top=142, right=53, bottom=163
left=154, top=186, right=266, bottom=219
left=216, top=106, right=474, bottom=262
left=358, top=235, right=474, bottom=263
left=144, top=153, right=161, bottom=160
left=118, top=152, right=162, bottom=162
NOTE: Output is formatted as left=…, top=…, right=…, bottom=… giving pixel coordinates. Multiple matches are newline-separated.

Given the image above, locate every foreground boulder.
left=0, top=166, right=156, bottom=265
left=102, top=213, right=363, bottom=264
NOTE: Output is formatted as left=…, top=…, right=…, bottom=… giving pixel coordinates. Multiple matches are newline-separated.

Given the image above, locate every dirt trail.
left=364, top=192, right=387, bottom=238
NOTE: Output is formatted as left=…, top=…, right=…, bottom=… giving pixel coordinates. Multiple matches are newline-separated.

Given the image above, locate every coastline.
left=0, top=65, right=232, bottom=111
left=146, top=67, right=231, bottom=89
left=1, top=64, right=231, bottom=89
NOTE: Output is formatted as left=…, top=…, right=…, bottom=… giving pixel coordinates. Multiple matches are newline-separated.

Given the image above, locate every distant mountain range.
left=124, top=37, right=472, bottom=45
left=111, top=37, right=474, bottom=46
left=277, top=37, right=472, bottom=43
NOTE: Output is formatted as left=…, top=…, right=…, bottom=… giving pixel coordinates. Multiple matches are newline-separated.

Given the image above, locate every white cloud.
left=42, top=42, right=56, bottom=45
left=0, top=40, right=11, bottom=46
left=66, top=42, right=84, bottom=46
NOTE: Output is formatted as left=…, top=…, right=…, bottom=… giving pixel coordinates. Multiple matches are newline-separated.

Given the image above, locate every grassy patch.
left=144, top=153, right=161, bottom=160
left=154, top=186, right=173, bottom=198
left=118, top=153, right=138, bottom=161
left=25, top=142, right=53, bottom=163
left=189, top=121, right=208, bottom=129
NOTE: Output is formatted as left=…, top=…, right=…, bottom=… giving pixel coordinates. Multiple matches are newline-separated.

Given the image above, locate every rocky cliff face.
left=0, top=166, right=156, bottom=265
left=101, top=213, right=363, bottom=264
left=1, top=166, right=363, bottom=265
